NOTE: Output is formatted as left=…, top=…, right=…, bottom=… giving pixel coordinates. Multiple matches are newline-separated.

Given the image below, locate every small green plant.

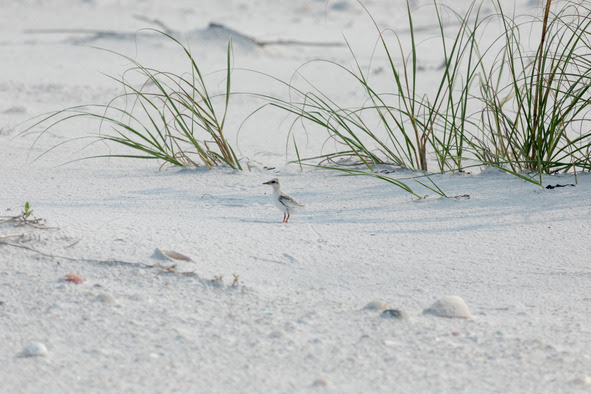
left=0, top=201, right=48, bottom=228
left=231, top=273, right=240, bottom=287
left=21, top=202, right=34, bottom=221
left=25, top=30, right=241, bottom=170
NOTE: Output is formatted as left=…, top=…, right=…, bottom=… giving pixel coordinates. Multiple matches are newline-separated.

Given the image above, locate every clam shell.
left=423, top=296, right=471, bottom=319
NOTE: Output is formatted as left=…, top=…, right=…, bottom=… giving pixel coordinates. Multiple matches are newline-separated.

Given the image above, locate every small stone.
left=364, top=300, right=389, bottom=312
left=381, top=309, right=409, bottom=320
left=20, top=342, right=48, bottom=357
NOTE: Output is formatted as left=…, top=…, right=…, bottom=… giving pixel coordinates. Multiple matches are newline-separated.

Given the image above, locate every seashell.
left=381, top=309, right=409, bottom=320
left=423, top=296, right=471, bottom=319
left=20, top=342, right=48, bottom=357
left=64, top=273, right=83, bottom=284
left=151, top=248, right=192, bottom=262
left=363, top=300, right=390, bottom=312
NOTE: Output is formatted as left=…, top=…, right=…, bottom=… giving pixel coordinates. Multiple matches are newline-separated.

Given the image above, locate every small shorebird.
left=263, top=178, right=304, bottom=223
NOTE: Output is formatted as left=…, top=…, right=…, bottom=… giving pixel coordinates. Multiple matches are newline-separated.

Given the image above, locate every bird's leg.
left=283, top=213, right=286, bottom=223
left=285, top=213, right=290, bottom=223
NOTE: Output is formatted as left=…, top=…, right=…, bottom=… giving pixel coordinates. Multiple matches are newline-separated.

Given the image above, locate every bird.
left=263, top=178, right=304, bottom=223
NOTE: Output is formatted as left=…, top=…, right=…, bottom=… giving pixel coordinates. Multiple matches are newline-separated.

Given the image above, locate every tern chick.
left=263, top=178, right=304, bottom=223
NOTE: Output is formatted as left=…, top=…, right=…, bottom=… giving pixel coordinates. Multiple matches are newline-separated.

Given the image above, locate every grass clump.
left=255, top=0, right=487, bottom=196
left=26, top=30, right=241, bottom=170
left=475, top=0, right=591, bottom=178
left=260, top=0, right=590, bottom=194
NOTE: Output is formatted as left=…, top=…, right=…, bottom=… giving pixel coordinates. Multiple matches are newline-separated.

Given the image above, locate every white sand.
left=1, top=1, right=591, bottom=392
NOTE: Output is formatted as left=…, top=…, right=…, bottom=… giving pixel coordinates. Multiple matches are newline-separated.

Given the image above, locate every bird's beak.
left=263, top=181, right=271, bottom=185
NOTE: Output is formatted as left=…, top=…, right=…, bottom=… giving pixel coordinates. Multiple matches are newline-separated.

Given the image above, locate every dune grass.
left=475, top=0, right=591, bottom=179
left=258, top=1, right=488, bottom=172
left=24, top=30, right=241, bottom=170
left=21, top=1, right=590, bottom=197
left=254, top=1, right=490, bottom=196
left=257, top=0, right=590, bottom=193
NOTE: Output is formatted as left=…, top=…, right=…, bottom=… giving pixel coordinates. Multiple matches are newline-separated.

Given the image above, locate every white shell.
left=20, top=342, right=48, bottom=357
left=363, top=300, right=390, bottom=312
left=423, top=296, right=471, bottom=319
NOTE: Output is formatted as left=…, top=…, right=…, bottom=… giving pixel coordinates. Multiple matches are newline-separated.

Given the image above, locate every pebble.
left=381, top=309, right=409, bottom=320
left=20, top=342, right=48, bottom=357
